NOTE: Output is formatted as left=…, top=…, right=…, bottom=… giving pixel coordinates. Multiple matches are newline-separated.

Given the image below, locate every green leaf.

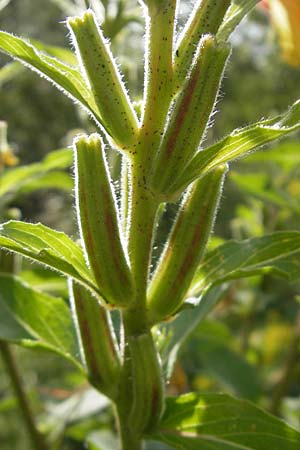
left=188, top=321, right=261, bottom=399
left=18, top=171, right=73, bottom=194
left=29, top=38, right=78, bottom=66
left=0, top=148, right=72, bottom=202
left=240, top=139, right=300, bottom=168
left=170, top=101, right=300, bottom=195
left=157, top=286, right=227, bottom=380
left=0, top=31, right=103, bottom=127
left=189, top=232, right=300, bottom=298
left=0, top=273, right=81, bottom=367
left=0, top=221, right=102, bottom=299
left=218, top=0, right=260, bottom=41
left=19, top=268, right=68, bottom=297
left=230, top=172, right=300, bottom=215
left=152, top=392, right=300, bottom=450
left=159, top=231, right=300, bottom=378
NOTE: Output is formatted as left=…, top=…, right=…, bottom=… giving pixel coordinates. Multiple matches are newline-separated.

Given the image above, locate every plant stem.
left=0, top=341, right=48, bottom=450
left=116, top=405, right=144, bottom=450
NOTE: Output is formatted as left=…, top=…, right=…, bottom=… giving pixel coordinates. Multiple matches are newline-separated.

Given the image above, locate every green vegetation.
left=0, top=1, right=300, bottom=449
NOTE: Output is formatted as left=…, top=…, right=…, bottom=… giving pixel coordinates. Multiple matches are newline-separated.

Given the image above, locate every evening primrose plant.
left=1, top=1, right=300, bottom=449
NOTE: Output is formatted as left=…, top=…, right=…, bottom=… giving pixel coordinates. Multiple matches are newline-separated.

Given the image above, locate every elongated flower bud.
left=74, top=133, right=135, bottom=307
left=150, top=35, right=230, bottom=199
left=174, top=0, right=231, bottom=91
left=148, top=166, right=227, bottom=323
left=69, top=280, right=120, bottom=398
left=128, top=333, right=164, bottom=434
left=68, top=11, right=139, bottom=152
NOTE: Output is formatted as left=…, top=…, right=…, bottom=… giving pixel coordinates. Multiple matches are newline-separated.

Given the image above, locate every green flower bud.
left=148, top=166, right=227, bottom=323
left=69, top=280, right=120, bottom=398
left=150, top=35, right=230, bottom=199
left=68, top=11, right=139, bottom=153
left=174, top=0, right=231, bottom=92
left=74, top=133, right=135, bottom=307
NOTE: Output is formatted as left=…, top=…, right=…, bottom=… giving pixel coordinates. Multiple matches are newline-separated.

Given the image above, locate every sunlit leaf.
left=189, top=231, right=300, bottom=298
left=0, top=221, right=102, bottom=299
left=170, top=100, right=300, bottom=195
left=0, top=273, right=81, bottom=367
left=218, top=0, right=260, bottom=41
left=19, top=268, right=68, bottom=297
left=0, top=32, right=104, bottom=127
left=152, top=392, right=300, bottom=450
left=18, top=171, right=73, bottom=194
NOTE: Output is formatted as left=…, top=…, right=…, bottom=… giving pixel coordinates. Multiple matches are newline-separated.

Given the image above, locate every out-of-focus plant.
left=0, top=1, right=300, bottom=450
left=261, top=0, right=300, bottom=66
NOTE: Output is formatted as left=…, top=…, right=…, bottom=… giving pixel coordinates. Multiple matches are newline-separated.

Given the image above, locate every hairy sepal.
left=69, top=280, right=120, bottom=398
left=174, top=0, right=231, bottom=91
left=147, top=166, right=227, bottom=323
left=74, top=133, right=135, bottom=307
left=68, top=10, right=139, bottom=153
left=150, top=35, right=230, bottom=199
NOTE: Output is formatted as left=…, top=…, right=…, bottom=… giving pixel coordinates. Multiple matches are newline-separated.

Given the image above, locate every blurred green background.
left=0, top=1, right=300, bottom=449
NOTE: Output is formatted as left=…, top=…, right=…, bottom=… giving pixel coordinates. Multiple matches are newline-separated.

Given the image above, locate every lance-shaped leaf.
left=173, top=0, right=231, bottom=91
left=189, top=231, right=300, bottom=298
left=218, top=0, right=260, bottom=41
left=151, top=392, right=300, bottom=449
left=74, top=134, right=135, bottom=307
left=0, top=31, right=104, bottom=128
left=69, top=281, right=120, bottom=399
left=150, top=35, right=230, bottom=199
left=169, top=100, right=300, bottom=196
left=0, top=221, right=101, bottom=298
left=148, top=166, right=227, bottom=323
left=0, top=273, right=82, bottom=368
left=68, top=10, right=139, bottom=152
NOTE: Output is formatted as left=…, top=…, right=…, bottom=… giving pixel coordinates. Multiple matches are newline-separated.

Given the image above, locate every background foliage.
left=0, top=0, right=299, bottom=448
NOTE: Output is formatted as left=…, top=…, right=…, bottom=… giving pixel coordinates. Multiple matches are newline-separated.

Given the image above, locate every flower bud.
left=148, top=165, right=227, bottom=323
left=68, top=11, right=139, bottom=152
left=174, top=0, right=231, bottom=92
left=150, top=35, right=230, bottom=199
left=74, top=133, right=135, bottom=307
left=69, top=280, right=120, bottom=398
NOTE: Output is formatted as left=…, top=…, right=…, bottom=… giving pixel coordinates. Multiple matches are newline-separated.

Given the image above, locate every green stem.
left=116, top=404, right=144, bottom=450
left=0, top=342, right=48, bottom=450
left=128, top=164, right=158, bottom=304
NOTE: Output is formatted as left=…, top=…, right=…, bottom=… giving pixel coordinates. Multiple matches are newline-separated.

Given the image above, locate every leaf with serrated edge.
left=0, top=221, right=103, bottom=300
left=170, top=101, right=300, bottom=196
